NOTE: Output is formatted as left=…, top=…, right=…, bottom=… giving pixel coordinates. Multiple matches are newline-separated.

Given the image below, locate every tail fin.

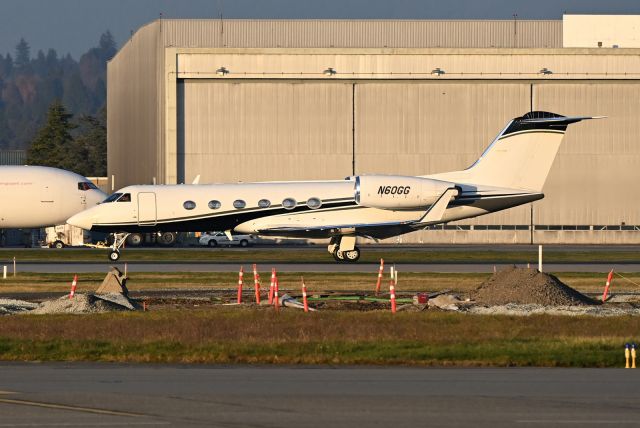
left=431, top=111, right=602, bottom=192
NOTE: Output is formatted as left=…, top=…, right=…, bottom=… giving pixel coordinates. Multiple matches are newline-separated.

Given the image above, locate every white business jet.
left=68, top=111, right=599, bottom=262
left=0, top=165, right=105, bottom=229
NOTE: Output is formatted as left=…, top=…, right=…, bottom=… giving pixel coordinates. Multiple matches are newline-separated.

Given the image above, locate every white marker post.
left=538, top=245, right=543, bottom=272
left=2, top=266, right=6, bottom=279
left=13, top=257, right=16, bottom=277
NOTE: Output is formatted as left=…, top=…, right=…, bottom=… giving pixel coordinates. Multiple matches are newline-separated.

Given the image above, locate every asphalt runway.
left=0, top=364, right=639, bottom=427
left=11, top=261, right=640, bottom=273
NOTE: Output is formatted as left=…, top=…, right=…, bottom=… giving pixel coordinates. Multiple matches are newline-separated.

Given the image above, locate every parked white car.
left=199, top=232, right=257, bottom=248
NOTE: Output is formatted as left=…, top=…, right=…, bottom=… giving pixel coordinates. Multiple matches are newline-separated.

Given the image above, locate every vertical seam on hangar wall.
left=352, top=83, right=356, bottom=176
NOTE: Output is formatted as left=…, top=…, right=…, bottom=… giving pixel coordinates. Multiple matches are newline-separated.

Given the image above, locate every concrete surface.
left=0, top=364, right=638, bottom=427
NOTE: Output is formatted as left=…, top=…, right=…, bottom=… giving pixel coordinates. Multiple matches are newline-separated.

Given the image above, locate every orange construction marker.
left=254, top=273, right=261, bottom=304
left=602, top=269, right=614, bottom=302
left=268, top=268, right=276, bottom=304
left=69, top=274, right=78, bottom=299
left=375, top=258, right=384, bottom=296
left=302, top=277, right=309, bottom=313
left=389, top=279, right=397, bottom=314
left=237, top=266, right=244, bottom=304
left=274, top=276, right=280, bottom=312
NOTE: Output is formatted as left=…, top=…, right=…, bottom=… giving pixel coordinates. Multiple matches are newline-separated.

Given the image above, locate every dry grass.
left=0, top=309, right=636, bottom=366
left=1, top=271, right=639, bottom=295
left=0, top=271, right=632, bottom=296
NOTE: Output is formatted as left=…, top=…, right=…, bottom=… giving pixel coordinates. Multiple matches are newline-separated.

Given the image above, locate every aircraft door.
left=137, top=192, right=157, bottom=226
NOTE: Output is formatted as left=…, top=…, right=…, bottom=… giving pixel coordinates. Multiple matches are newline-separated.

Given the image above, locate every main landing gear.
left=328, top=236, right=361, bottom=263
left=108, top=232, right=130, bottom=261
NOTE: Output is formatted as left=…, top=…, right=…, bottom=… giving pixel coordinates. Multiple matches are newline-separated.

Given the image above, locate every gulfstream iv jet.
left=68, top=112, right=599, bottom=262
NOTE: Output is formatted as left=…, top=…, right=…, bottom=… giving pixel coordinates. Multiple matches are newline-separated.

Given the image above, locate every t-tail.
left=431, top=111, right=603, bottom=192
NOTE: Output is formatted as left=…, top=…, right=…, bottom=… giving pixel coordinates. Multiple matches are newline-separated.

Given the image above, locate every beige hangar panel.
left=177, top=80, right=354, bottom=183
left=533, top=82, right=640, bottom=226
left=355, top=81, right=531, bottom=225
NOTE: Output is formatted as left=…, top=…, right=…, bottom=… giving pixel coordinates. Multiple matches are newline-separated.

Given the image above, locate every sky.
left=2, top=0, right=640, bottom=59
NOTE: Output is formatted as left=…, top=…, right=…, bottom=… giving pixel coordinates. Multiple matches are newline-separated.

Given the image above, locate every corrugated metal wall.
left=107, top=21, right=162, bottom=189
left=161, top=19, right=562, bottom=49
left=533, top=82, right=640, bottom=225
left=178, top=80, right=353, bottom=183
left=355, top=81, right=531, bottom=225
left=0, top=150, right=27, bottom=165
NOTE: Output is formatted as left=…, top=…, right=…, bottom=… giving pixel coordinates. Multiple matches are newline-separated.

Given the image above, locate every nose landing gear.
left=107, top=232, right=130, bottom=261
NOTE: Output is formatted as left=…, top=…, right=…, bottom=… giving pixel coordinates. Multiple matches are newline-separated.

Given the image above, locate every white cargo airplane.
left=0, top=165, right=105, bottom=228
left=68, top=111, right=599, bottom=262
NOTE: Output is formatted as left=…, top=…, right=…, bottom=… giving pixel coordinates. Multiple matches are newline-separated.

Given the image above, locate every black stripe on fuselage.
left=90, top=199, right=359, bottom=233
left=91, top=192, right=542, bottom=233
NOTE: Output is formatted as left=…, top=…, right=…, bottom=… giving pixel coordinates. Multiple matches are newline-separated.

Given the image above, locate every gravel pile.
left=0, top=298, right=38, bottom=315
left=30, top=293, right=135, bottom=315
left=472, top=266, right=596, bottom=306
left=468, top=303, right=640, bottom=317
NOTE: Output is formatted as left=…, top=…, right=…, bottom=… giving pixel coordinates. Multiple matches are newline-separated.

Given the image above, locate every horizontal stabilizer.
left=419, top=188, right=459, bottom=224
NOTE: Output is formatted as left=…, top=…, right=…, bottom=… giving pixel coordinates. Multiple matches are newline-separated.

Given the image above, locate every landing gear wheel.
left=109, top=250, right=120, bottom=261
left=333, top=249, right=345, bottom=262
left=343, top=247, right=360, bottom=262
left=127, top=233, right=143, bottom=247
left=158, top=232, right=177, bottom=247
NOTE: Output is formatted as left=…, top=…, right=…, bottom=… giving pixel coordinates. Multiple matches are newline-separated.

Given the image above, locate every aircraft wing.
left=256, top=220, right=417, bottom=240
left=256, top=187, right=459, bottom=239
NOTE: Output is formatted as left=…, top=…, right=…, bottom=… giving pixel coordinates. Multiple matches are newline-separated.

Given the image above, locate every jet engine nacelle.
left=354, top=175, right=457, bottom=210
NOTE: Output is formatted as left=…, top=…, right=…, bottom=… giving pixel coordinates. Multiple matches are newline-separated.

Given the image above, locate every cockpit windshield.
left=103, top=193, right=122, bottom=203
left=78, top=182, right=99, bottom=191
left=117, top=193, right=131, bottom=202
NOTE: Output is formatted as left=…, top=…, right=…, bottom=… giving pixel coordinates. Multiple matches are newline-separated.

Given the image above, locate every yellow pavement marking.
left=0, top=390, right=15, bottom=395
left=0, top=398, right=143, bottom=417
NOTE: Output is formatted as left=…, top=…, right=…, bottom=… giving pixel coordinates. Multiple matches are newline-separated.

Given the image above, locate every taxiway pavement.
left=0, top=364, right=638, bottom=427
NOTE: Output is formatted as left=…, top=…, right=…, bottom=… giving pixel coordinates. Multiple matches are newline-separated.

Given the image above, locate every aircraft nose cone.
left=67, top=211, right=94, bottom=230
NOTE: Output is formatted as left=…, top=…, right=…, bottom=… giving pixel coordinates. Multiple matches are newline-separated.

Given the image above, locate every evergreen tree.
left=0, top=30, right=113, bottom=153
left=14, top=38, right=30, bottom=69
left=98, top=31, right=117, bottom=60
left=26, top=101, right=76, bottom=169
left=73, top=108, right=106, bottom=176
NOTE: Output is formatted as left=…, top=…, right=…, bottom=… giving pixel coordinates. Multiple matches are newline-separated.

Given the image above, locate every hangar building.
left=107, top=16, right=640, bottom=244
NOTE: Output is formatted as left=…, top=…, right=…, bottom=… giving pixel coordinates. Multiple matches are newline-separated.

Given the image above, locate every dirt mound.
left=30, top=294, right=135, bottom=315
left=472, top=266, right=597, bottom=306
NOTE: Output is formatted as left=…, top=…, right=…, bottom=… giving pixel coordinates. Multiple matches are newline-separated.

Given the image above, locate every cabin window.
left=307, top=197, right=322, bottom=209
left=258, top=199, right=271, bottom=208
left=208, top=200, right=221, bottom=210
left=117, top=193, right=131, bottom=202
left=233, top=199, right=246, bottom=209
left=78, top=182, right=98, bottom=191
left=282, top=198, right=297, bottom=210
left=183, top=200, right=196, bottom=210
left=103, top=193, right=122, bottom=203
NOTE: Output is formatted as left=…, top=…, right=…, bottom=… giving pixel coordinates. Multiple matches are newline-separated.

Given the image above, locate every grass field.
left=0, top=309, right=636, bottom=367
left=0, top=271, right=639, bottom=294
left=0, top=247, right=639, bottom=263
